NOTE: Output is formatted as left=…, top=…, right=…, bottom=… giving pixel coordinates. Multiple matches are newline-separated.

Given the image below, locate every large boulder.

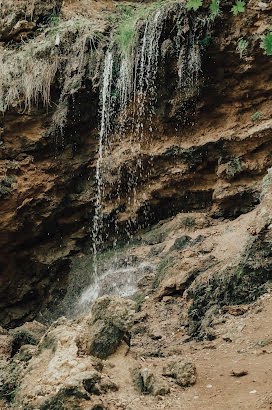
left=79, top=296, right=137, bottom=359
left=90, top=295, right=136, bottom=332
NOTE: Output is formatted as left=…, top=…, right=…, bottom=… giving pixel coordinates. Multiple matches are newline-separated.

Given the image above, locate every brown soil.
left=96, top=292, right=272, bottom=409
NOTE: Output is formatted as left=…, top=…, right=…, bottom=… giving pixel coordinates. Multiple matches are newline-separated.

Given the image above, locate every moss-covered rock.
left=86, top=320, right=123, bottom=360
left=39, top=386, right=90, bottom=410
left=187, top=229, right=272, bottom=339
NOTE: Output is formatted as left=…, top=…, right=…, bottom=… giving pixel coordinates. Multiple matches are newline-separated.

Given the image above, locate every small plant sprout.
left=261, top=26, right=272, bottom=55
left=185, top=0, right=203, bottom=12
left=209, top=0, right=220, bottom=19
left=251, top=111, right=263, bottom=122
left=232, top=1, right=246, bottom=16
left=237, top=37, right=248, bottom=58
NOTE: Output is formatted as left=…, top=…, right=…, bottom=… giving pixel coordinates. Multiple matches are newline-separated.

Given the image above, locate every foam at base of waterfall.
left=76, top=261, right=155, bottom=313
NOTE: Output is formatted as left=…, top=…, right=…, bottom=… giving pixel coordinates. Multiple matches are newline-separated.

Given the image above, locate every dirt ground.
left=102, top=291, right=272, bottom=410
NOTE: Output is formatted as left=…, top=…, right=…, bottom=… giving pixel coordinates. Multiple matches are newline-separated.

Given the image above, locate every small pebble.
left=206, top=384, right=213, bottom=388
left=249, top=390, right=257, bottom=394
left=193, top=396, right=199, bottom=400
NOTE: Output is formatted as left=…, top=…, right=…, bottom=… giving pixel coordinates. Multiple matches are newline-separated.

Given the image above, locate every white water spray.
left=92, top=51, right=113, bottom=277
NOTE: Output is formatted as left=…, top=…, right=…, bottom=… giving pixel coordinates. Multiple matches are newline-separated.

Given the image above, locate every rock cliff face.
left=1, top=1, right=272, bottom=409
left=0, top=0, right=272, bottom=330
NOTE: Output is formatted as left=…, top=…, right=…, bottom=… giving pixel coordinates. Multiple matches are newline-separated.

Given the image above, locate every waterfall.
left=77, top=52, right=113, bottom=308
left=76, top=4, right=205, bottom=311
left=92, top=52, right=113, bottom=276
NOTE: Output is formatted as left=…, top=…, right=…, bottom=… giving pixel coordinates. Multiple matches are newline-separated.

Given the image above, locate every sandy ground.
left=99, top=292, right=272, bottom=410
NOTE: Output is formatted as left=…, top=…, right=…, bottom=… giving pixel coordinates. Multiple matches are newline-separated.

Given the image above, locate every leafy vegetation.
left=261, top=27, right=272, bottom=55
left=152, top=257, right=175, bottom=288
left=226, top=158, right=242, bottom=177
left=114, top=0, right=167, bottom=56
left=236, top=37, right=248, bottom=58
left=185, top=0, right=203, bottom=11
left=0, top=175, right=16, bottom=198
left=209, top=0, right=220, bottom=14
left=0, top=16, right=105, bottom=119
left=231, top=1, right=245, bottom=16
left=251, top=111, right=263, bottom=122
left=131, top=292, right=146, bottom=311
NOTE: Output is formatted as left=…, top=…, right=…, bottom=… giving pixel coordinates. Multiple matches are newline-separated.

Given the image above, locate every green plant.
left=0, top=175, right=16, bottom=198
left=237, top=37, right=248, bottom=58
left=152, top=257, right=174, bottom=288
left=131, top=292, right=146, bottom=311
left=185, top=0, right=203, bottom=11
left=11, top=330, right=38, bottom=357
left=199, top=35, right=212, bottom=49
left=180, top=216, right=195, bottom=229
left=47, top=14, right=60, bottom=26
left=251, top=111, right=263, bottom=122
left=226, top=157, right=242, bottom=177
left=114, top=0, right=166, bottom=57
left=231, top=1, right=245, bottom=16
left=261, top=26, right=272, bottom=55
left=209, top=0, right=220, bottom=19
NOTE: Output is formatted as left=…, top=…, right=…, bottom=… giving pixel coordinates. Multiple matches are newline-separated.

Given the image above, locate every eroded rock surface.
left=0, top=0, right=272, bottom=327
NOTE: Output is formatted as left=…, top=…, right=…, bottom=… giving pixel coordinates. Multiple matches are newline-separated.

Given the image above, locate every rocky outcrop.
left=0, top=0, right=63, bottom=42
left=77, top=296, right=136, bottom=359
left=0, top=0, right=272, bottom=330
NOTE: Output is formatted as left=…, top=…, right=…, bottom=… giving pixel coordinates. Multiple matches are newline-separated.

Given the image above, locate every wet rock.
left=90, top=296, right=136, bottom=332
left=163, top=360, right=196, bottom=386
left=86, top=320, right=124, bottom=360
left=132, top=367, right=170, bottom=396
left=80, top=296, right=136, bottom=359
left=161, top=39, right=175, bottom=59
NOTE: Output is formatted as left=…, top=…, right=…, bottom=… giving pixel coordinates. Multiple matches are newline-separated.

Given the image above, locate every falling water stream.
left=92, top=51, right=113, bottom=277
left=77, top=4, right=204, bottom=311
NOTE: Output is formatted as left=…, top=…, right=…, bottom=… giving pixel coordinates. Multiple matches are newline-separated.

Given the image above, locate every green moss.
left=0, top=175, right=16, bottom=198
left=170, top=235, right=191, bottom=251
left=11, top=330, right=38, bottom=357
left=130, top=292, right=145, bottom=312
left=88, top=320, right=123, bottom=359
left=39, top=335, right=57, bottom=352
left=0, top=361, right=20, bottom=403
left=188, top=232, right=272, bottom=339
left=40, top=387, right=90, bottom=410
left=179, top=216, right=196, bottom=229
left=114, top=0, right=167, bottom=57
left=141, top=223, right=170, bottom=245
left=225, top=158, right=242, bottom=177
left=152, top=257, right=174, bottom=288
